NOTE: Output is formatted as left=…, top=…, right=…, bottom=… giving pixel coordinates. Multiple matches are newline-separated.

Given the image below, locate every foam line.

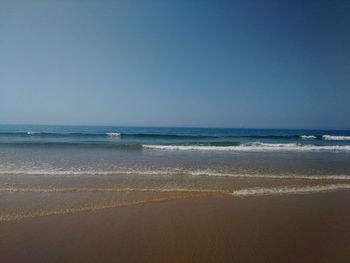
left=106, top=132, right=121, bottom=137
left=0, top=169, right=350, bottom=181
left=142, top=143, right=350, bottom=152
left=189, top=171, right=350, bottom=180
left=322, top=135, right=350, bottom=141
left=300, top=135, right=317, bottom=140
left=232, top=184, right=350, bottom=197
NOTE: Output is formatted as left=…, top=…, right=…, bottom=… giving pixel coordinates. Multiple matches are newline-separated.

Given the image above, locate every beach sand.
left=1, top=191, right=350, bottom=262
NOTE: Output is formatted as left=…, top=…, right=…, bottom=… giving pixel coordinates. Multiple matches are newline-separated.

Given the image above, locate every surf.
left=142, top=143, right=350, bottom=152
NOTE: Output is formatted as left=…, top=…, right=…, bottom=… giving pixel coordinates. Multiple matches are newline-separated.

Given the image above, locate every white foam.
left=322, top=135, right=350, bottom=141
left=300, top=135, right=316, bottom=140
left=189, top=171, right=350, bottom=180
left=232, top=184, right=350, bottom=196
left=1, top=185, right=349, bottom=196
left=0, top=169, right=349, bottom=181
left=27, top=132, right=39, bottom=135
left=106, top=132, right=121, bottom=137
left=142, top=143, right=350, bottom=152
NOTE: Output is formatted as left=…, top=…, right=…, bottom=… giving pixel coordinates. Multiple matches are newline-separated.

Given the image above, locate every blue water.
left=2, top=125, right=350, bottom=223
left=1, top=124, right=350, bottom=149
left=0, top=124, right=350, bottom=176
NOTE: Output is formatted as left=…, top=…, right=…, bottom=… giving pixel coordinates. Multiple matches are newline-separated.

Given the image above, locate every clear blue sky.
left=1, top=0, right=349, bottom=129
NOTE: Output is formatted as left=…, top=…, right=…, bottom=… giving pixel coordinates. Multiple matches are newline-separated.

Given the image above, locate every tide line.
left=232, top=184, right=350, bottom=197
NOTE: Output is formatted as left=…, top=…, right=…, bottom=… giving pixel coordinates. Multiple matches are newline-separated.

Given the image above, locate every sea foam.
left=300, top=135, right=317, bottom=140
left=232, top=184, right=350, bottom=196
left=27, top=131, right=40, bottom=135
left=142, top=143, right=350, bottom=152
left=322, top=135, right=350, bottom=141
left=106, top=132, right=121, bottom=137
left=1, top=169, right=350, bottom=181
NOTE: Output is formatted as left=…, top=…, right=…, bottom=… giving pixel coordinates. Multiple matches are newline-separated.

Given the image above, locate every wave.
left=0, top=132, right=110, bottom=138
left=0, top=132, right=212, bottom=139
left=106, top=132, right=121, bottom=137
left=27, top=131, right=40, bottom=135
left=1, top=140, right=350, bottom=152
left=232, top=184, right=350, bottom=197
left=123, top=133, right=214, bottom=139
left=189, top=171, right=350, bottom=180
left=300, top=135, right=317, bottom=140
left=1, top=131, right=350, bottom=141
left=0, top=169, right=350, bottom=181
left=142, top=143, right=350, bottom=152
left=322, top=135, right=350, bottom=141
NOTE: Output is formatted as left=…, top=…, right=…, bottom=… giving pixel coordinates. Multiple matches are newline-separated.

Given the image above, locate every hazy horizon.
left=1, top=122, right=350, bottom=132
left=1, top=0, right=349, bottom=129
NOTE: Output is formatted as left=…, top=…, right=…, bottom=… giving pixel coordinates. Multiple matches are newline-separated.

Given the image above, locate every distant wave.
left=27, top=131, right=40, bottom=135
left=0, top=132, right=123, bottom=138
left=106, top=132, right=120, bottom=137
left=123, top=133, right=215, bottom=139
left=300, top=135, right=317, bottom=140
left=0, top=131, right=253, bottom=140
left=0, top=132, right=212, bottom=139
left=0, top=132, right=108, bottom=138
left=142, top=143, right=350, bottom=152
left=1, top=132, right=350, bottom=141
left=322, top=135, right=350, bottom=141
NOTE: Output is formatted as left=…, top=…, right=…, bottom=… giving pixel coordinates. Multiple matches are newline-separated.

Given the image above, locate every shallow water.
left=1, top=125, right=350, bottom=221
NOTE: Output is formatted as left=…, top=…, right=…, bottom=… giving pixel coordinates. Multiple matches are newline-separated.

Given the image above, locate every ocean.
left=1, top=124, right=350, bottom=221
left=1, top=124, right=350, bottom=176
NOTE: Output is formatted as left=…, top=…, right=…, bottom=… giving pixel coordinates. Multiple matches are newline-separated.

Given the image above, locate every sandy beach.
left=1, top=191, right=350, bottom=262
left=2, top=0, right=350, bottom=261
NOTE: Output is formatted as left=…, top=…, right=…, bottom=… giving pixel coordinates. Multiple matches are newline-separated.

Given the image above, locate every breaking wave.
left=142, top=143, right=350, bottom=152
left=300, top=135, right=317, bottom=140
left=27, top=131, right=40, bottom=135
left=322, top=135, right=350, bottom=141
left=1, top=169, right=349, bottom=181
left=0, top=132, right=349, bottom=141
left=106, top=132, right=121, bottom=137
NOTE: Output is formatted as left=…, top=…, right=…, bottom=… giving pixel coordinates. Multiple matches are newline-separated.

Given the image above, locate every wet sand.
left=1, top=191, right=350, bottom=262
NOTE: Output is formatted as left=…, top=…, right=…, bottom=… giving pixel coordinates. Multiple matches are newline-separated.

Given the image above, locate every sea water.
left=1, top=124, right=350, bottom=176
left=2, top=124, right=350, bottom=220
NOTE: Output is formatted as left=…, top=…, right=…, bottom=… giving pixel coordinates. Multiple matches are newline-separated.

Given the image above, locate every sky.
left=0, top=0, right=349, bottom=129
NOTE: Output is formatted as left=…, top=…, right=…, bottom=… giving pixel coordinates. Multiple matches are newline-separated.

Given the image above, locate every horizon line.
left=0, top=123, right=349, bottom=131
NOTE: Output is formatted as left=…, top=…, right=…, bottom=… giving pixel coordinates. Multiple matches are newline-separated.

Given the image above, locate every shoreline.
left=1, top=191, right=350, bottom=262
